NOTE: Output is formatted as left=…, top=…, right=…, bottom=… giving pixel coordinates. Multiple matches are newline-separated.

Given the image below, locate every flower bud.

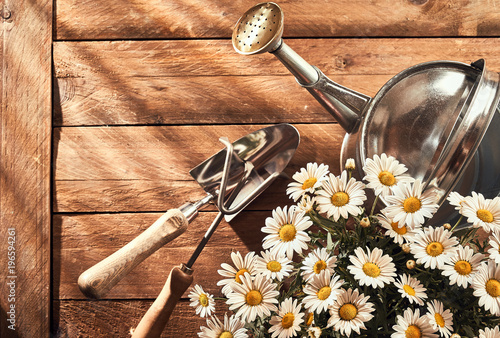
left=450, top=334, right=461, bottom=338
left=443, top=223, right=452, bottom=230
left=305, top=311, right=314, bottom=326
left=406, top=259, right=416, bottom=270
left=345, top=158, right=355, bottom=171
left=359, top=217, right=370, bottom=228
left=308, top=327, right=322, bottom=338
left=401, top=243, right=411, bottom=253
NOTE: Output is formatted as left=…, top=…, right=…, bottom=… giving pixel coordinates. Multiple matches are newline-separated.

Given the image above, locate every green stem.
left=370, top=195, right=379, bottom=217
left=451, top=214, right=464, bottom=232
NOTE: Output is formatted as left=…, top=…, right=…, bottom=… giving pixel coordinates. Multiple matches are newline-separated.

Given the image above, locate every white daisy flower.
left=226, top=272, right=279, bottom=323
left=300, top=247, right=337, bottom=282
left=327, top=288, right=375, bottom=337
left=297, top=195, right=316, bottom=214
left=188, top=284, right=215, bottom=318
left=461, top=192, right=500, bottom=233
left=303, top=270, right=344, bottom=314
left=286, top=162, right=329, bottom=202
left=362, top=153, right=414, bottom=197
left=384, top=179, right=439, bottom=229
left=391, top=308, right=439, bottom=338
left=488, top=232, right=500, bottom=264
left=197, top=313, right=248, bottom=338
left=269, top=298, right=305, bottom=338
left=254, top=250, right=293, bottom=282
left=316, top=171, right=367, bottom=221
left=217, top=251, right=257, bottom=296
left=410, top=226, right=459, bottom=269
left=472, top=260, right=500, bottom=316
left=447, top=191, right=466, bottom=213
left=348, top=247, right=397, bottom=288
left=441, top=244, right=485, bottom=288
left=261, top=206, right=313, bottom=259
left=394, top=274, right=427, bottom=306
left=479, top=326, right=500, bottom=338
left=426, top=300, right=454, bottom=338
left=378, top=211, right=419, bottom=245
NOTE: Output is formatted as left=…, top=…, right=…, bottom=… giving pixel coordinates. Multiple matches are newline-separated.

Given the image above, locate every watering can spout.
left=272, top=42, right=371, bottom=133
left=232, top=2, right=371, bottom=133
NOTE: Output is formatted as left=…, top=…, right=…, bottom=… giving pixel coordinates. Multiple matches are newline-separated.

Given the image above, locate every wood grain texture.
left=55, top=0, right=500, bottom=40
left=52, top=299, right=231, bottom=337
left=53, top=124, right=345, bottom=213
left=0, top=0, right=52, bottom=336
left=53, top=38, right=500, bottom=126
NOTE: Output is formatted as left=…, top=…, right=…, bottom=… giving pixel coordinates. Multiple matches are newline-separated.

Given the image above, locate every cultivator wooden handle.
left=132, top=265, right=194, bottom=338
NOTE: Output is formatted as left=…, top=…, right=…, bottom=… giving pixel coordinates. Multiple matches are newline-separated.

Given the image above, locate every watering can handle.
left=132, top=265, right=193, bottom=338
left=77, top=209, right=189, bottom=299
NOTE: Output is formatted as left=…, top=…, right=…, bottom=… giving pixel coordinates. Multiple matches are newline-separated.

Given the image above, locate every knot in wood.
left=408, top=0, right=428, bottom=5
left=1, top=6, right=11, bottom=20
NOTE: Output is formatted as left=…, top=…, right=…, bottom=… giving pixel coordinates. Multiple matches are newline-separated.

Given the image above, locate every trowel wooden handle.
left=78, top=209, right=188, bottom=299
left=132, top=265, right=194, bottom=338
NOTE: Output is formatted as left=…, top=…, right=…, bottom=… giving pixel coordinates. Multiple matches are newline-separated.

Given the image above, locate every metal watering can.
left=232, top=2, right=500, bottom=224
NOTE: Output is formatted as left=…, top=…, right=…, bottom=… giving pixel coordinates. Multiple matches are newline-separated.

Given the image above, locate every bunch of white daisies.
left=188, top=154, right=500, bottom=338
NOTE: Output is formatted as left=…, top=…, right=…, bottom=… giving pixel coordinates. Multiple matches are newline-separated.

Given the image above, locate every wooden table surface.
left=2, top=0, right=500, bottom=336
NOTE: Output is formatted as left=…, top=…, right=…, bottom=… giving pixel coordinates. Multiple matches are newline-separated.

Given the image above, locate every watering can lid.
left=357, top=59, right=500, bottom=204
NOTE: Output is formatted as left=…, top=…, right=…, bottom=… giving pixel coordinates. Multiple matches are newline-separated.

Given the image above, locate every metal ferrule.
left=179, top=193, right=214, bottom=223
left=179, top=263, right=194, bottom=275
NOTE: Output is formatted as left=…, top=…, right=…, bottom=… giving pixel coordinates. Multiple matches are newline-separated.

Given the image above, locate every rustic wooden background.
left=2, top=0, right=500, bottom=337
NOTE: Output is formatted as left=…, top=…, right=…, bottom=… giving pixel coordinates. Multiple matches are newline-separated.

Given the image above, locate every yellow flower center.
left=317, top=286, right=332, bottom=300
left=435, top=313, right=445, bottom=328
left=245, top=290, right=263, bottom=306
left=378, top=171, right=396, bottom=186
left=313, top=260, right=327, bottom=274
left=362, top=262, right=381, bottom=277
left=477, top=209, right=494, bottom=223
left=426, top=242, right=444, bottom=257
left=302, top=177, right=318, bottom=190
left=199, top=293, right=209, bottom=307
left=339, top=303, right=358, bottom=321
left=391, top=221, right=407, bottom=235
left=403, top=284, right=416, bottom=296
left=279, top=224, right=297, bottom=242
left=281, top=313, right=295, bottom=329
left=306, top=312, right=314, bottom=326
left=406, top=325, right=422, bottom=338
left=331, top=192, right=349, bottom=207
left=403, top=197, right=422, bottom=213
left=486, top=279, right=500, bottom=297
left=219, top=332, right=233, bottom=338
left=234, top=268, right=249, bottom=284
left=267, top=260, right=282, bottom=272
left=454, top=260, right=472, bottom=275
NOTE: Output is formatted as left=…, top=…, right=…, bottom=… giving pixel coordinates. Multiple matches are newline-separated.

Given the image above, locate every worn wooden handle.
left=78, top=209, right=188, bottom=299
left=132, top=265, right=194, bottom=338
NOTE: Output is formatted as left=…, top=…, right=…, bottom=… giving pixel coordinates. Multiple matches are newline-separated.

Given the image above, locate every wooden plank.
left=0, top=0, right=52, bottom=336
left=53, top=124, right=345, bottom=213
left=53, top=38, right=500, bottom=126
left=55, top=0, right=500, bottom=40
left=52, top=299, right=230, bottom=337
left=53, top=211, right=270, bottom=299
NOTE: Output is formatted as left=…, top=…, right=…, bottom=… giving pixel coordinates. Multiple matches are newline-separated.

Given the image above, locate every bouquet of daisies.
left=188, top=154, right=500, bottom=338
